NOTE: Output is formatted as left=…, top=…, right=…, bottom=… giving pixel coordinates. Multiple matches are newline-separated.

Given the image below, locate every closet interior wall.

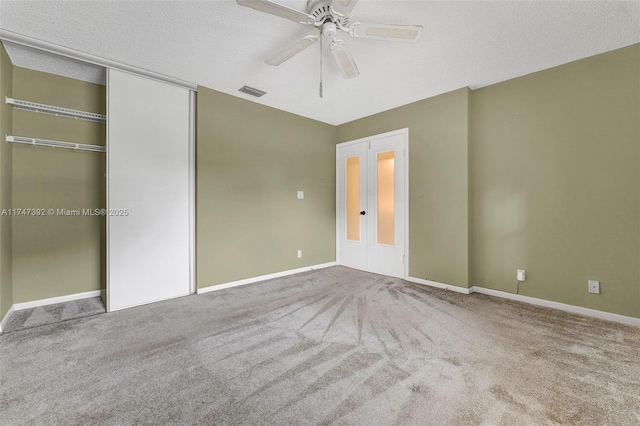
left=10, top=67, right=106, bottom=304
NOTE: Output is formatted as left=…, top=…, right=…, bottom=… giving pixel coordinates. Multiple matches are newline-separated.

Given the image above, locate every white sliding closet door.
left=107, top=69, right=191, bottom=311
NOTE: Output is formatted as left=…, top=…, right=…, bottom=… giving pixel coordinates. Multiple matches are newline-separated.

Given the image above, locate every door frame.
left=335, top=127, right=409, bottom=279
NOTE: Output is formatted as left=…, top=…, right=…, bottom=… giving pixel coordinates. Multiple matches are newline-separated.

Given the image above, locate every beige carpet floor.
left=1, top=266, right=639, bottom=425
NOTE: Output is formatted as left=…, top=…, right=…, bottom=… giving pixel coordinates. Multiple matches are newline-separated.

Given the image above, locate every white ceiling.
left=3, top=41, right=106, bottom=86
left=1, top=1, right=639, bottom=125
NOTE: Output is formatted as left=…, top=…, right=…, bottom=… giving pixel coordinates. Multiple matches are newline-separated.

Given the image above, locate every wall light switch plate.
left=297, top=250, right=302, bottom=258
left=517, top=269, right=526, bottom=281
left=297, top=191, right=304, bottom=199
left=588, top=280, right=600, bottom=294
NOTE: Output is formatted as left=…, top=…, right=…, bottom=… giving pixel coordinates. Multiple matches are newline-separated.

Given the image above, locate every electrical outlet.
left=297, top=250, right=302, bottom=258
left=588, top=280, right=600, bottom=294
left=517, top=269, right=526, bottom=281
left=297, top=191, right=304, bottom=199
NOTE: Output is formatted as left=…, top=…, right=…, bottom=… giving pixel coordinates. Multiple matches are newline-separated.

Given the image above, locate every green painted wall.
left=2, top=42, right=637, bottom=322
left=11, top=67, right=106, bottom=303
left=0, top=42, right=14, bottom=320
left=470, top=45, right=640, bottom=318
left=337, top=88, right=470, bottom=288
left=196, top=87, right=336, bottom=288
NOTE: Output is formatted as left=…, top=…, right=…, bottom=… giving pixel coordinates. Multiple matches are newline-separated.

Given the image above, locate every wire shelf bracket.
left=6, top=97, right=106, bottom=123
left=6, top=135, right=106, bottom=153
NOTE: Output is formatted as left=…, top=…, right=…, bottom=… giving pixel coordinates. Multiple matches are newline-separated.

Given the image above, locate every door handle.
left=360, top=211, right=366, bottom=216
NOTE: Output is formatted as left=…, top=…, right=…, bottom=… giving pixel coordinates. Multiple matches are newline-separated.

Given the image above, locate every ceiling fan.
left=237, top=0, right=423, bottom=95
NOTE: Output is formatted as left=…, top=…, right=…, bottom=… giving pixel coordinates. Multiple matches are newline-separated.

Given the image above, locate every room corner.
left=0, top=40, right=14, bottom=329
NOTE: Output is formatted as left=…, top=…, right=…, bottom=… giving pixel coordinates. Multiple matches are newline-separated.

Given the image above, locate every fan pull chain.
left=319, top=35, right=323, bottom=98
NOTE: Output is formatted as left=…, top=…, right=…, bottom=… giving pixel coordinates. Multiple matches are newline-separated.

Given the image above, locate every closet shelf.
left=6, top=135, right=106, bottom=153
left=6, top=97, right=106, bottom=123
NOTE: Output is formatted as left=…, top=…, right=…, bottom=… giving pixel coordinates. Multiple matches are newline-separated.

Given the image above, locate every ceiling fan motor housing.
left=307, top=0, right=349, bottom=26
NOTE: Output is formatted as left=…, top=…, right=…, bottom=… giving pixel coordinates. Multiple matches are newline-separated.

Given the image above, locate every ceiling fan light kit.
left=237, top=0, right=423, bottom=95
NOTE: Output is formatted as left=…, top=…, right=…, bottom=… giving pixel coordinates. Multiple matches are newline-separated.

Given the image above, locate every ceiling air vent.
left=239, top=85, right=267, bottom=97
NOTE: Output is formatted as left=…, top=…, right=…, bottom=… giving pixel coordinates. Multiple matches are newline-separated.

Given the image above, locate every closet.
left=7, top=65, right=107, bottom=309
left=1, top=37, right=196, bottom=320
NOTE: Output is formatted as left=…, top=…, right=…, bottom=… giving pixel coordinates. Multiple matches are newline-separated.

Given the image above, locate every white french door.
left=337, top=129, right=407, bottom=278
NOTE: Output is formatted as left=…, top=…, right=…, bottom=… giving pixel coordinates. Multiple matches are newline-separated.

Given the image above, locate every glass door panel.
left=377, top=151, right=395, bottom=245
left=346, top=156, right=360, bottom=241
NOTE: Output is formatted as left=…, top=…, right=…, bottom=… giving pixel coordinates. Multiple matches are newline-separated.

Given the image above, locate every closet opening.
left=1, top=36, right=196, bottom=333
left=0, top=41, right=107, bottom=332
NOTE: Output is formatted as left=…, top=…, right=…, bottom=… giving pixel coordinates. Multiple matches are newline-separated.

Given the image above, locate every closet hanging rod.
left=6, top=97, right=106, bottom=123
left=6, top=135, right=106, bottom=153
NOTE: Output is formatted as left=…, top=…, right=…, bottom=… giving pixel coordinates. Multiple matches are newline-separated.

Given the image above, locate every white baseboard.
left=470, top=286, right=640, bottom=327
left=12, top=290, right=102, bottom=311
left=197, top=262, right=337, bottom=294
left=0, top=304, right=15, bottom=333
left=405, top=276, right=471, bottom=295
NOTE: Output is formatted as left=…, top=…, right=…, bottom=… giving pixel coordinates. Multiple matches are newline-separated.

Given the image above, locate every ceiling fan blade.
left=330, top=0, right=358, bottom=17
left=265, top=34, right=319, bottom=66
left=237, top=0, right=315, bottom=24
left=330, top=39, right=359, bottom=79
left=351, top=22, right=424, bottom=43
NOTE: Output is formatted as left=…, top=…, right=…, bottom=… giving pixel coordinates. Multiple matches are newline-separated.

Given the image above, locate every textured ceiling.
left=1, top=1, right=639, bottom=125
left=3, top=41, right=106, bottom=86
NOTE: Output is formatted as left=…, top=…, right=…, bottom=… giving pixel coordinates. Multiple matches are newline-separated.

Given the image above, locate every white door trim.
left=106, top=69, right=111, bottom=313
left=189, top=90, right=196, bottom=295
left=337, top=128, right=409, bottom=148
left=336, top=128, right=409, bottom=279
